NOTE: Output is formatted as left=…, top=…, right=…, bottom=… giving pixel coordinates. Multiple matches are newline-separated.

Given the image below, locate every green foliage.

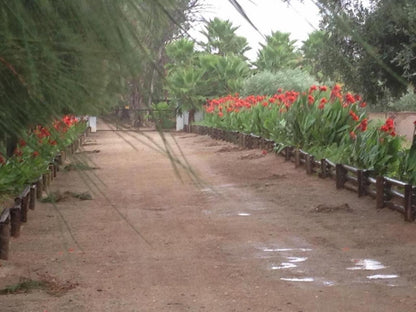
left=387, top=90, right=416, bottom=112
left=151, top=102, right=176, bottom=129
left=200, top=17, right=250, bottom=59
left=202, top=85, right=411, bottom=181
left=315, top=0, right=416, bottom=106
left=301, top=30, right=327, bottom=79
left=165, top=39, right=250, bottom=113
left=0, top=119, right=86, bottom=195
left=240, top=70, right=318, bottom=96
left=255, top=31, right=301, bottom=72
left=0, top=0, right=197, bottom=138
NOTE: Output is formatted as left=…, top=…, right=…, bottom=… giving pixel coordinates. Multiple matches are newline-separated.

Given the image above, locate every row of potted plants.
left=0, top=116, right=88, bottom=260
left=200, top=85, right=415, bottom=184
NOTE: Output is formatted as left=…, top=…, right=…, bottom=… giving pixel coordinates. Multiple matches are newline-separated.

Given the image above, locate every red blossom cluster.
left=205, top=91, right=302, bottom=116
left=380, top=118, right=396, bottom=136
left=53, top=115, right=78, bottom=133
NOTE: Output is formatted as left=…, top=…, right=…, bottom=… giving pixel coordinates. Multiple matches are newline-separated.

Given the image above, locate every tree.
left=0, top=0, right=199, bottom=152
left=200, top=17, right=250, bottom=59
left=315, top=0, right=416, bottom=106
left=255, top=31, right=301, bottom=72
left=301, top=30, right=327, bottom=79
left=165, top=38, right=250, bottom=123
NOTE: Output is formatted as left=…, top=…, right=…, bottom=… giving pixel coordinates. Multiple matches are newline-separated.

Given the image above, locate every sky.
left=189, top=0, right=321, bottom=61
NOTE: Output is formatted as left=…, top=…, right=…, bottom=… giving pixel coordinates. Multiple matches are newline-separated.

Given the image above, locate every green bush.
left=240, top=69, right=318, bottom=96
left=387, top=91, right=416, bottom=111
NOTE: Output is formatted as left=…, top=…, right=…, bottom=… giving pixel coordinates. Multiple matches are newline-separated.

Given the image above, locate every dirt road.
left=1, top=119, right=416, bottom=311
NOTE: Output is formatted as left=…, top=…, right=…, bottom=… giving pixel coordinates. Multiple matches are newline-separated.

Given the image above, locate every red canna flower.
left=350, top=131, right=357, bottom=140
left=19, top=139, right=26, bottom=147
left=218, top=112, right=224, bottom=117
left=380, top=118, right=396, bottom=136
left=345, top=93, right=356, bottom=104
left=359, top=118, right=368, bottom=131
left=14, top=148, right=23, bottom=157
left=32, top=151, right=39, bottom=157
left=360, top=102, right=367, bottom=108
left=308, top=95, right=315, bottom=105
left=349, top=110, right=359, bottom=121
left=318, top=98, right=327, bottom=109
left=319, top=86, right=328, bottom=92
left=309, top=85, right=318, bottom=93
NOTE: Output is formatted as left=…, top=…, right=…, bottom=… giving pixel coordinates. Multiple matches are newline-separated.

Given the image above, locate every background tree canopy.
left=0, top=0, right=198, bottom=148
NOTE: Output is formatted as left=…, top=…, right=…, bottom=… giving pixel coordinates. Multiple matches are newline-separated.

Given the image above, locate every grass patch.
left=41, top=190, right=93, bottom=203
left=0, top=279, right=46, bottom=295
left=1, top=274, right=78, bottom=296
left=63, top=162, right=98, bottom=171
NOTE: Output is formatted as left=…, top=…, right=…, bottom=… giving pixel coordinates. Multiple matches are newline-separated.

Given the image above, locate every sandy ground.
left=1, top=119, right=416, bottom=312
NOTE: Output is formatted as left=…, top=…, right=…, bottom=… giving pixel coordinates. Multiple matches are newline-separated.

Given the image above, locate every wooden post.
left=319, top=159, right=327, bottom=178
left=306, top=154, right=314, bottom=175
left=36, top=179, right=43, bottom=199
left=294, top=149, right=300, bottom=167
left=404, top=184, right=414, bottom=222
left=376, top=176, right=385, bottom=209
left=285, top=147, right=291, bottom=161
left=49, top=164, right=54, bottom=181
left=29, top=184, right=36, bottom=210
left=336, top=164, right=346, bottom=189
left=0, top=217, right=10, bottom=260
left=357, top=170, right=366, bottom=197
left=10, top=204, right=21, bottom=238
left=19, top=191, right=29, bottom=223
left=42, top=173, right=49, bottom=193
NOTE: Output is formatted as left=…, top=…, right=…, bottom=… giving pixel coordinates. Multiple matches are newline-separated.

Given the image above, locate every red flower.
left=32, top=151, right=39, bottom=157
left=360, top=102, right=367, bottom=108
left=218, top=112, right=224, bottom=117
left=49, top=139, right=57, bottom=146
left=19, top=139, right=26, bottom=147
left=349, top=110, right=359, bottom=121
left=345, top=93, right=356, bottom=104
left=359, top=118, right=368, bottom=131
left=308, top=95, right=315, bottom=105
left=0, top=154, right=5, bottom=165
left=261, top=149, right=268, bottom=155
left=318, top=98, right=327, bottom=109
left=319, top=86, right=328, bottom=92
left=262, top=101, right=268, bottom=107
left=309, top=85, right=318, bottom=93
left=350, top=131, right=357, bottom=140
left=14, top=148, right=23, bottom=157
left=380, top=118, right=396, bottom=136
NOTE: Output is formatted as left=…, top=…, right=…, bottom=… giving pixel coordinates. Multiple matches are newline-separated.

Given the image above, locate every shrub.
left=240, top=69, right=318, bottom=96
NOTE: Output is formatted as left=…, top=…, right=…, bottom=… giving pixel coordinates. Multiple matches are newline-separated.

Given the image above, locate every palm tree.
left=255, top=31, right=300, bottom=72
left=200, top=17, right=251, bottom=59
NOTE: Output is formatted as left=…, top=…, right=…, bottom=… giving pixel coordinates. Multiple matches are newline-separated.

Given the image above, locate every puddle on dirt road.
left=287, top=256, right=307, bottom=263
left=263, top=248, right=312, bottom=252
left=347, top=259, right=386, bottom=271
left=272, top=257, right=308, bottom=270
left=271, top=262, right=297, bottom=270
left=367, top=274, right=399, bottom=280
left=280, top=277, right=314, bottom=282
left=237, top=212, right=251, bottom=216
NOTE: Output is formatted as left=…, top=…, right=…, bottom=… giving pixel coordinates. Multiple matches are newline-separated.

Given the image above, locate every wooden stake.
left=376, top=176, right=385, bottom=209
